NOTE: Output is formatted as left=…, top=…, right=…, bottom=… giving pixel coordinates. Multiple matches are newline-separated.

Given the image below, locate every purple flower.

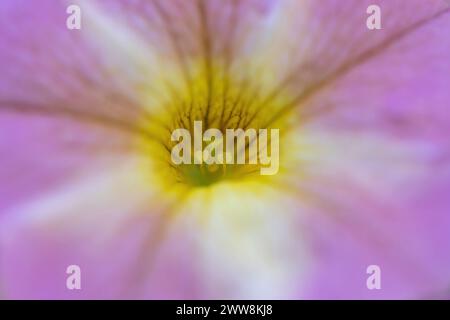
left=0, top=0, right=449, bottom=299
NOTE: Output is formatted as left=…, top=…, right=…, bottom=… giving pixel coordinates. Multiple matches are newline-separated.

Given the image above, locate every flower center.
left=138, top=65, right=290, bottom=189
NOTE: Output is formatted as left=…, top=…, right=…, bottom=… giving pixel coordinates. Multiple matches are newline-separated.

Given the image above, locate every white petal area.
left=282, top=124, right=450, bottom=264
left=284, top=126, right=449, bottom=200
left=178, top=182, right=312, bottom=299
left=1, top=159, right=168, bottom=246
left=75, top=0, right=185, bottom=110
left=232, top=0, right=309, bottom=92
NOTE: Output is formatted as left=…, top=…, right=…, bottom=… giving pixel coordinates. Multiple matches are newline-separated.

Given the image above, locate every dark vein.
left=198, top=0, right=213, bottom=128
left=0, top=100, right=160, bottom=142
left=264, top=7, right=450, bottom=127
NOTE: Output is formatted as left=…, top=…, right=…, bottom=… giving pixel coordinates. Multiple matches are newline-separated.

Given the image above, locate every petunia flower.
left=0, top=0, right=449, bottom=299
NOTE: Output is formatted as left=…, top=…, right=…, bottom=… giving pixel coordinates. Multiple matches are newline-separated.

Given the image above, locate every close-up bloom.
left=0, top=0, right=449, bottom=299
